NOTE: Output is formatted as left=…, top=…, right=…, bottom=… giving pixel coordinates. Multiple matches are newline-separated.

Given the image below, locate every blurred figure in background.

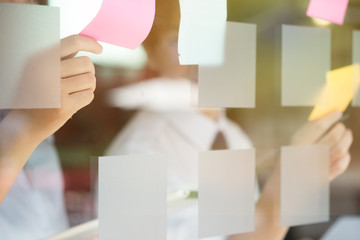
left=0, top=0, right=103, bottom=239
left=106, top=0, right=353, bottom=239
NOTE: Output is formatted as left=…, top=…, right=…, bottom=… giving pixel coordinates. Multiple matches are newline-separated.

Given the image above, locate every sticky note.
left=321, top=216, right=360, bottom=240
left=354, top=30, right=360, bottom=65
left=282, top=25, right=331, bottom=106
left=353, top=31, right=360, bottom=106
left=49, top=0, right=102, bottom=38
left=198, top=22, right=256, bottom=108
left=49, top=0, right=147, bottom=69
left=199, top=149, right=255, bottom=237
left=306, top=0, right=349, bottom=25
left=281, top=145, right=329, bottom=227
left=80, top=0, right=155, bottom=50
left=0, top=3, right=60, bottom=109
left=178, top=0, right=200, bottom=65
left=90, top=156, right=99, bottom=216
left=178, top=0, right=227, bottom=65
left=98, top=155, right=166, bottom=240
left=309, top=64, right=360, bottom=120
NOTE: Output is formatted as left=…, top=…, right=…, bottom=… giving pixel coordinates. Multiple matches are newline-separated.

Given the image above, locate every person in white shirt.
left=105, top=0, right=353, bottom=239
left=0, top=1, right=103, bottom=238
left=107, top=88, right=258, bottom=240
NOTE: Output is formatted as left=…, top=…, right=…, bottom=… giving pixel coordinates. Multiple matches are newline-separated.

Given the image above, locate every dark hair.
left=37, top=0, right=48, bottom=5
left=142, top=0, right=180, bottom=50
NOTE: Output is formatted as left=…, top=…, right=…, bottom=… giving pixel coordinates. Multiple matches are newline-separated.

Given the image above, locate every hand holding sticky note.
left=309, top=64, right=360, bottom=121
left=306, top=0, right=349, bottom=25
left=80, top=0, right=155, bottom=50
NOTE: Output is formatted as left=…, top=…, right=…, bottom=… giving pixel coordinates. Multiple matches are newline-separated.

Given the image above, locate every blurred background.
left=50, top=0, right=360, bottom=239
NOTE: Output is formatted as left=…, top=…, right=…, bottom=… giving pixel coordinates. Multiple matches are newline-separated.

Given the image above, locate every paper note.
left=80, top=0, right=155, bottom=50
left=353, top=31, right=360, bottom=106
left=354, top=30, right=360, bottom=65
left=309, top=64, right=360, bottom=120
left=198, top=22, right=256, bottom=108
left=0, top=3, right=60, bottom=109
left=178, top=0, right=227, bottom=65
left=90, top=156, right=99, bottom=217
left=98, top=155, right=166, bottom=240
left=282, top=25, right=331, bottom=106
left=281, top=145, right=329, bottom=227
left=320, top=216, right=360, bottom=240
left=49, top=0, right=102, bottom=38
left=49, top=0, right=147, bottom=69
left=199, top=149, right=255, bottom=238
left=306, top=0, right=349, bottom=25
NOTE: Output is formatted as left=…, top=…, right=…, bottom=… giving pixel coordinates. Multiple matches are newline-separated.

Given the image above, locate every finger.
left=61, top=56, right=95, bottom=79
left=291, top=111, right=343, bottom=145
left=329, top=153, right=351, bottom=181
left=309, top=111, right=343, bottom=142
left=62, top=73, right=96, bottom=95
left=68, top=89, right=95, bottom=111
left=317, top=122, right=346, bottom=147
left=330, top=130, right=353, bottom=161
left=61, top=35, right=103, bottom=59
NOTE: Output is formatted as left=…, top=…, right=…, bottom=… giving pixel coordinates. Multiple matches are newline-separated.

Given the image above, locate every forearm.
left=0, top=35, right=102, bottom=204
left=228, top=165, right=288, bottom=240
left=230, top=111, right=349, bottom=240
left=0, top=110, right=46, bottom=203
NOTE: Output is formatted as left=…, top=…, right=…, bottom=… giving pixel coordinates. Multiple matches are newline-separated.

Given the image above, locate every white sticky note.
left=0, top=3, right=60, bottom=109
left=49, top=0, right=102, bottom=38
left=320, top=216, right=360, bottom=240
left=354, top=30, right=360, bottom=64
left=199, top=149, right=255, bottom=238
left=353, top=30, right=360, bottom=106
left=281, top=145, right=329, bottom=227
left=282, top=25, right=331, bottom=106
left=98, top=155, right=167, bottom=240
left=178, top=0, right=227, bottom=65
left=198, top=22, right=256, bottom=108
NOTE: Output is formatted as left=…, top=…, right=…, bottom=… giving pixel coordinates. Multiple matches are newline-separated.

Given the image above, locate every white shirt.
left=0, top=137, right=69, bottom=240
left=107, top=77, right=194, bottom=111
left=106, top=109, right=258, bottom=240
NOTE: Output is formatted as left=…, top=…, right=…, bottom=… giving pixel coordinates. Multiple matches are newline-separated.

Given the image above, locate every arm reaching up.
left=228, top=111, right=352, bottom=240
left=0, top=35, right=102, bottom=204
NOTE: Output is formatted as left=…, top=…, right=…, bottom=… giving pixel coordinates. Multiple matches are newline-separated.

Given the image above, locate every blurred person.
left=0, top=0, right=103, bottom=239
left=105, top=0, right=353, bottom=240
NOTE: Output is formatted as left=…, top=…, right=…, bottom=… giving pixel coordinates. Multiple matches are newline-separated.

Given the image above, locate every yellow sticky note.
left=309, top=64, right=360, bottom=121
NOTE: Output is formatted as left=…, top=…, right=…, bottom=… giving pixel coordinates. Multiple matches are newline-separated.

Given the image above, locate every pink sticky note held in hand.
left=80, top=0, right=155, bottom=50
left=306, top=0, right=349, bottom=25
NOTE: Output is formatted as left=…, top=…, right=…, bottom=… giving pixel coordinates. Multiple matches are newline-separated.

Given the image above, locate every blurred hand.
left=290, top=111, right=352, bottom=181
left=11, top=35, right=103, bottom=142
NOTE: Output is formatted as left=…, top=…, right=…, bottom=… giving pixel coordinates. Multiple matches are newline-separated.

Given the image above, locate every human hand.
left=290, top=111, right=352, bottom=181
left=10, top=35, right=103, bottom=142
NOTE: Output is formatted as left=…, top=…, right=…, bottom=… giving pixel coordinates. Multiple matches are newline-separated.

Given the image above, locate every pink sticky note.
left=80, top=0, right=155, bottom=50
left=306, top=0, right=349, bottom=25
